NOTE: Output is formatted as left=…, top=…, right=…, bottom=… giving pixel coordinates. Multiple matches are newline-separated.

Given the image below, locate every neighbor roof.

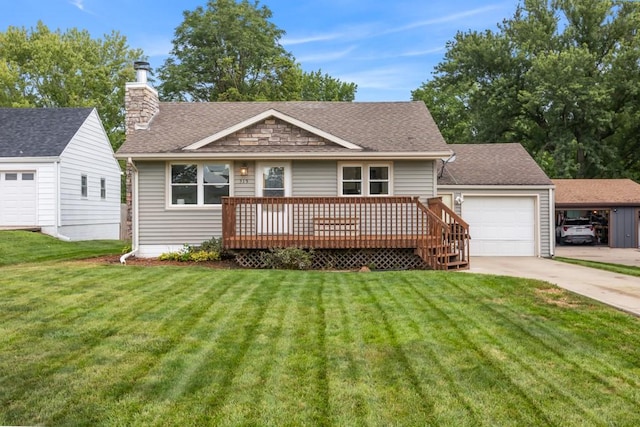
left=117, top=101, right=451, bottom=156
left=0, top=108, right=94, bottom=158
left=553, top=179, right=640, bottom=207
left=437, top=143, right=553, bottom=186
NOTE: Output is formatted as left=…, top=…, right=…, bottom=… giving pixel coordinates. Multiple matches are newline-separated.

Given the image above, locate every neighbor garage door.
left=0, top=171, right=37, bottom=226
left=462, top=196, right=535, bottom=256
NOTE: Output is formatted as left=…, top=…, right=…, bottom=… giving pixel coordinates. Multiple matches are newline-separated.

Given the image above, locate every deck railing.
left=221, top=196, right=470, bottom=269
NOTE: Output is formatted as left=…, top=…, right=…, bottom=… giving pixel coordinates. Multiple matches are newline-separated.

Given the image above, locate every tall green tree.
left=158, top=0, right=356, bottom=102
left=412, top=0, right=640, bottom=179
left=0, top=21, right=144, bottom=150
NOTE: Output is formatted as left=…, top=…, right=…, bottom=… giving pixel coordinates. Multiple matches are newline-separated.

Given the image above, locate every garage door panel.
left=463, top=196, right=535, bottom=256
left=0, top=171, right=37, bottom=226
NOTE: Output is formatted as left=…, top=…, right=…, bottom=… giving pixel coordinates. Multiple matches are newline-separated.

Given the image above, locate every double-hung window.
left=170, top=163, right=230, bottom=206
left=339, top=163, right=391, bottom=196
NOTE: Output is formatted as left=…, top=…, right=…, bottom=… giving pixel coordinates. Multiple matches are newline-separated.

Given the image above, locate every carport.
left=553, top=179, right=640, bottom=249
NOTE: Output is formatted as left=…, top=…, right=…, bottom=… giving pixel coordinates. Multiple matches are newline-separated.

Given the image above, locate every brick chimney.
left=125, top=61, right=159, bottom=134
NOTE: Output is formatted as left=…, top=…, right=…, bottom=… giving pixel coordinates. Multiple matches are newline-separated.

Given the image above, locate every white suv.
left=556, top=218, right=596, bottom=245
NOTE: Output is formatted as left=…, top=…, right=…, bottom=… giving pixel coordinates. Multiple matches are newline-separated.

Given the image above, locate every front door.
left=256, top=162, right=291, bottom=234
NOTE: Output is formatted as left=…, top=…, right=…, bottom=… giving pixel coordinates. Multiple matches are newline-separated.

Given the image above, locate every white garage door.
left=0, top=171, right=37, bottom=226
left=462, top=196, right=536, bottom=256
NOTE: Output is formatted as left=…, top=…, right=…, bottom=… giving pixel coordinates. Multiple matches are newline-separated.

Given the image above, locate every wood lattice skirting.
left=234, top=248, right=429, bottom=270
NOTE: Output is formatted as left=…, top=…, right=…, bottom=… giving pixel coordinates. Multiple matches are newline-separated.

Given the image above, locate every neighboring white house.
left=0, top=108, right=122, bottom=240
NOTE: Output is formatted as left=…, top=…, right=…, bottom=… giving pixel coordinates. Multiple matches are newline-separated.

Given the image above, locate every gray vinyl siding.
left=137, top=161, right=220, bottom=245
left=138, top=159, right=438, bottom=246
left=440, top=186, right=553, bottom=257
left=394, top=160, right=436, bottom=199
left=292, top=160, right=337, bottom=196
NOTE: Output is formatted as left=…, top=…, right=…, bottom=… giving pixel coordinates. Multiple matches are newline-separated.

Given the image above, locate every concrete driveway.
left=468, top=252, right=640, bottom=316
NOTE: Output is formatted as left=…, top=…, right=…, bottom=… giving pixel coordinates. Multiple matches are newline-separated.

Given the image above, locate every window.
left=369, top=166, right=389, bottom=195
left=100, top=178, right=106, bottom=199
left=81, top=174, right=88, bottom=198
left=5, top=173, right=17, bottom=181
left=22, top=173, right=34, bottom=180
left=340, top=163, right=391, bottom=196
left=170, top=163, right=230, bottom=206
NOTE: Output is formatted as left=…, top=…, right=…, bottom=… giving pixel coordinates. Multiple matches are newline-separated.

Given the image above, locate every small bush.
left=158, top=241, right=222, bottom=263
left=261, top=247, right=314, bottom=270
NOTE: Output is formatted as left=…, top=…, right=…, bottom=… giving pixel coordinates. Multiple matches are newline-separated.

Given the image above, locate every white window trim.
left=338, top=162, right=393, bottom=196
left=81, top=174, right=88, bottom=198
left=165, top=162, right=235, bottom=209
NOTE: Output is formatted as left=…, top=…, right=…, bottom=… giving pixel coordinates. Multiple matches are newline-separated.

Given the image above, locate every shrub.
left=158, top=241, right=222, bottom=263
left=261, top=247, right=314, bottom=270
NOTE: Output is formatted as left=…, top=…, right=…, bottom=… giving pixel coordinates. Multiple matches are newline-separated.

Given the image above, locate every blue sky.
left=1, top=0, right=519, bottom=101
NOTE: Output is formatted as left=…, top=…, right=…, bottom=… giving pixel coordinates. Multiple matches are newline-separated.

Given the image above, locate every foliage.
left=0, top=21, right=144, bottom=150
left=260, top=247, right=314, bottom=270
left=157, top=0, right=356, bottom=102
left=412, top=0, right=640, bottom=180
left=2, top=261, right=640, bottom=425
left=158, top=241, right=221, bottom=262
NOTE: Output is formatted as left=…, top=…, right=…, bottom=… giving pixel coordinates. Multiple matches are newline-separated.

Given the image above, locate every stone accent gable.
left=213, top=118, right=334, bottom=146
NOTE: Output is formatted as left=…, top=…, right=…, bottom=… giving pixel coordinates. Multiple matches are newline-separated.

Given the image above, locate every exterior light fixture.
left=239, top=162, right=249, bottom=176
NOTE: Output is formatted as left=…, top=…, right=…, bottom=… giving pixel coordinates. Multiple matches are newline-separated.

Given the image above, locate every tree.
left=412, top=0, right=640, bottom=179
left=158, top=0, right=356, bottom=102
left=0, top=21, right=144, bottom=150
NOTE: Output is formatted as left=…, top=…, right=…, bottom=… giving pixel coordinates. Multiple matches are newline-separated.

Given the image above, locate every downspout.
left=549, top=187, right=555, bottom=257
left=120, top=158, right=139, bottom=264
left=54, top=159, right=71, bottom=241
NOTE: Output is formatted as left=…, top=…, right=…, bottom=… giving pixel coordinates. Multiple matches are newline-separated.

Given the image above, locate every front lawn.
left=1, top=260, right=639, bottom=425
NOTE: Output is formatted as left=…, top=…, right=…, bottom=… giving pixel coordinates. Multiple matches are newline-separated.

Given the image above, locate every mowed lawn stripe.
left=423, top=275, right=603, bottom=425
left=1, top=265, right=640, bottom=426
left=441, top=275, right=640, bottom=423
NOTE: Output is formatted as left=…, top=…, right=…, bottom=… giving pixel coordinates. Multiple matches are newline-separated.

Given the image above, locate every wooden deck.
left=222, top=196, right=470, bottom=270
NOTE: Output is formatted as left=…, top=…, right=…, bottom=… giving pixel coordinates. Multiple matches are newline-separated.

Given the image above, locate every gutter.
left=114, top=151, right=455, bottom=161
left=120, top=158, right=139, bottom=264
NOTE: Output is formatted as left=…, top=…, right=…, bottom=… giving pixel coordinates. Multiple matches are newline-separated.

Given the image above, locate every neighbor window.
left=340, top=163, right=391, bottom=196
left=5, top=173, right=17, bottom=181
left=81, top=174, right=88, bottom=198
left=22, top=173, right=34, bottom=181
left=170, top=163, right=230, bottom=206
left=100, top=178, right=106, bottom=199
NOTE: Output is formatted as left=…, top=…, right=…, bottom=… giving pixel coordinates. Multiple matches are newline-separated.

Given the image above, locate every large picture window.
left=340, top=163, right=391, bottom=196
left=170, top=163, right=230, bottom=206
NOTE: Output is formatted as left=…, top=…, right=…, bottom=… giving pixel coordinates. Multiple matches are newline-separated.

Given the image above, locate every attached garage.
left=438, top=143, right=554, bottom=257
left=462, top=196, right=536, bottom=256
left=0, top=171, right=37, bottom=226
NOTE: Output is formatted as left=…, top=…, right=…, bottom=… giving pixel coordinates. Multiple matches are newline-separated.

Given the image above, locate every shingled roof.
left=0, top=108, right=93, bottom=158
left=438, top=143, right=552, bottom=186
left=117, top=101, right=451, bottom=156
left=553, top=179, right=640, bottom=207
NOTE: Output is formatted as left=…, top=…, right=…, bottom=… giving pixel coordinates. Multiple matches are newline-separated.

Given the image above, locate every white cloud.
left=282, top=32, right=343, bottom=46
left=382, top=4, right=505, bottom=35
left=70, top=0, right=85, bottom=11
left=297, top=46, right=358, bottom=63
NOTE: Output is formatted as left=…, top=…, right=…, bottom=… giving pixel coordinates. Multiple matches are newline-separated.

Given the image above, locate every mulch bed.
left=81, top=255, right=242, bottom=269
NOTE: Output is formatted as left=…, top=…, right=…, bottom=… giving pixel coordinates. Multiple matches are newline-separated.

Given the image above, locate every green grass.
left=1, top=260, right=640, bottom=426
left=0, top=230, right=124, bottom=266
left=555, top=256, right=640, bottom=277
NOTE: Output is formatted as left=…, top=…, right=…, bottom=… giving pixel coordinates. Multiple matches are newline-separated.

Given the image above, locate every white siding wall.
left=58, top=110, right=121, bottom=240
left=292, top=160, right=337, bottom=196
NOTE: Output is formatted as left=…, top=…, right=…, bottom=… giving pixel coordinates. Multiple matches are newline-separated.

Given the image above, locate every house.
left=437, top=143, right=555, bottom=257
left=116, top=62, right=470, bottom=270
left=553, top=179, right=640, bottom=248
left=0, top=108, right=122, bottom=240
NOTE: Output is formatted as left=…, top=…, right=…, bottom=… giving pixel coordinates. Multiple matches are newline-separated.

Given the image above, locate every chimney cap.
left=134, top=61, right=151, bottom=71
